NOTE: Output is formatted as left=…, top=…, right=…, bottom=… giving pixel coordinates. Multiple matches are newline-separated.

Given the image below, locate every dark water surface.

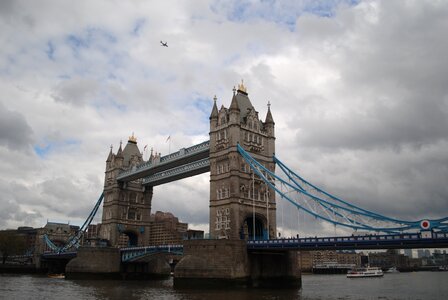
left=1, top=272, right=447, bottom=300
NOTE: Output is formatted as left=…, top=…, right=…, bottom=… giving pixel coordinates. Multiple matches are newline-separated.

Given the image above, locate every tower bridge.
left=99, top=82, right=277, bottom=248
left=41, top=81, right=448, bottom=287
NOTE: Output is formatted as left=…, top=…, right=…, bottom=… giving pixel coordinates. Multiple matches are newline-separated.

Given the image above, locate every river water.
left=1, top=272, right=447, bottom=300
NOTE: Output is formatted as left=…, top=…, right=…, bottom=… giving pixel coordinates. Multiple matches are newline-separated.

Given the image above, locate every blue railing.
left=120, top=245, right=184, bottom=262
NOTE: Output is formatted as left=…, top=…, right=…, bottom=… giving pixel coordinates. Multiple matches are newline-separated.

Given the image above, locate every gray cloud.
left=0, top=102, right=33, bottom=151
left=52, top=78, right=99, bottom=106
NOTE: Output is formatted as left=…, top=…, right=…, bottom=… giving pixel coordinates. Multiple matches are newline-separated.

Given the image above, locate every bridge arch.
left=119, top=230, right=139, bottom=247
left=242, top=214, right=268, bottom=240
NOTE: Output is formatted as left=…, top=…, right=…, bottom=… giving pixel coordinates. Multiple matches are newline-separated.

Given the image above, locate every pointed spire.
left=230, top=88, right=240, bottom=112
left=106, top=145, right=113, bottom=162
left=116, top=140, right=123, bottom=158
left=210, top=95, right=218, bottom=119
left=265, top=101, right=274, bottom=124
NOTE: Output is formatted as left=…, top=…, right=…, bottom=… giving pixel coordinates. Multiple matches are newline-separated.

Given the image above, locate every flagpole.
left=166, top=135, right=171, bottom=154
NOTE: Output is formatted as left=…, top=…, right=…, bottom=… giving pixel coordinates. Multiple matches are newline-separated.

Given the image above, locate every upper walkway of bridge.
left=117, top=140, right=210, bottom=183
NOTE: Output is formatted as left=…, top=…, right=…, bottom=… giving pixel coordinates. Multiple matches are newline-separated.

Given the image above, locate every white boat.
left=385, top=266, right=399, bottom=273
left=347, top=267, right=384, bottom=278
left=47, top=273, right=65, bottom=279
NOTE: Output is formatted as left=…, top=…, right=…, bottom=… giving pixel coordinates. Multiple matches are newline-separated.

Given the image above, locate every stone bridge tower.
left=209, top=82, right=276, bottom=240
left=100, top=134, right=153, bottom=247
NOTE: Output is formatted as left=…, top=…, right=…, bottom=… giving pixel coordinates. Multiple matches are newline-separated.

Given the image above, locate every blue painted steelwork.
left=120, top=245, right=183, bottom=262
left=43, top=193, right=104, bottom=253
left=142, top=158, right=210, bottom=185
left=247, top=231, right=448, bottom=251
left=237, top=144, right=448, bottom=233
left=117, top=141, right=210, bottom=182
left=43, top=234, right=60, bottom=251
left=41, top=251, right=77, bottom=259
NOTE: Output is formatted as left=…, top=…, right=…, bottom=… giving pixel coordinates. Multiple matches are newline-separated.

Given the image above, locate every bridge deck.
left=248, top=232, right=448, bottom=251
left=41, top=232, right=448, bottom=260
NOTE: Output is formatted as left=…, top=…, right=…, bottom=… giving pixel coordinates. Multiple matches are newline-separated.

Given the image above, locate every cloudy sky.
left=1, top=0, right=447, bottom=237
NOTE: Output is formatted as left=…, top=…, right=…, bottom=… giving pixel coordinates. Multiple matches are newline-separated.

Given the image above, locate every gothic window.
left=220, top=164, right=224, bottom=174
left=225, top=216, right=231, bottom=229
left=120, top=193, right=125, bottom=201
left=129, top=193, right=137, bottom=203
left=136, top=211, right=142, bottom=221
left=224, top=130, right=227, bottom=139
left=127, top=208, right=136, bottom=220
left=216, top=190, right=220, bottom=200
left=218, top=131, right=221, bottom=140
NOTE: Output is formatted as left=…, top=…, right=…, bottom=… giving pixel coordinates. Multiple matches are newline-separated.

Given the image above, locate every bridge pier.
left=248, top=250, right=301, bottom=288
left=121, top=255, right=171, bottom=280
left=174, top=240, right=301, bottom=288
left=174, top=240, right=249, bottom=287
left=65, top=247, right=121, bottom=279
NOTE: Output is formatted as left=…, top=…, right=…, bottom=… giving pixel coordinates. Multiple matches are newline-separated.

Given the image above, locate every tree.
left=0, top=231, right=26, bottom=264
